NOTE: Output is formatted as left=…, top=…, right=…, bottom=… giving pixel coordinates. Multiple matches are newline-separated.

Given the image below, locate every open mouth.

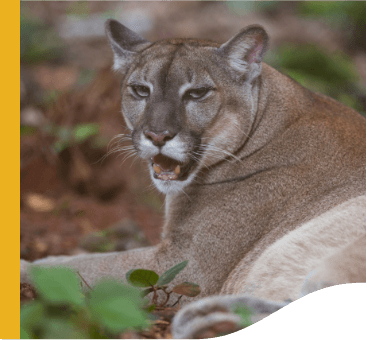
left=151, top=154, right=193, bottom=181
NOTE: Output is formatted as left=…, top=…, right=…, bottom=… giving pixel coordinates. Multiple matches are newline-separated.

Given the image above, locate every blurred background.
left=20, top=1, right=366, bottom=262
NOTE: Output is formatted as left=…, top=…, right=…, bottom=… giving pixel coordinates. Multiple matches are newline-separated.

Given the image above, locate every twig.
left=171, top=295, right=183, bottom=307
left=76, top=271, right=92, bottom=290
left=158, top=287, right=171, bottom=307
left=152, top=285, right=158, bottom=305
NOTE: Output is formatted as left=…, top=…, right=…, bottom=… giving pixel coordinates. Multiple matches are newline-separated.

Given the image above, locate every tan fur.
left=21, top=22, right=366, bottom=313
left=220, top=195, right=366, bottom=301
left=301, top=234, right=366, bottom=296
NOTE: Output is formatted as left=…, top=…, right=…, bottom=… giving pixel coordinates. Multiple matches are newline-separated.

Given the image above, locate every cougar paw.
left=172, top=301, right=241, bottom=338
left=171, top=295, right=289, bottom=339
left=189, top=318, right=241, bottom=339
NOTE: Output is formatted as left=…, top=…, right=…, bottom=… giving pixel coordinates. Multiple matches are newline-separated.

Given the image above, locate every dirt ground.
left=20, top=66, right=165, bottom=260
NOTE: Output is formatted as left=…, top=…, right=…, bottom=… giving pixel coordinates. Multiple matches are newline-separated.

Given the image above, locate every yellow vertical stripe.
left=1, top=0, right=20, bottom=338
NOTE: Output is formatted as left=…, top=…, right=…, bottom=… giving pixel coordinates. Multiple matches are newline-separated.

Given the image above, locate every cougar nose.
left=144, top=130, right=176, bottom=147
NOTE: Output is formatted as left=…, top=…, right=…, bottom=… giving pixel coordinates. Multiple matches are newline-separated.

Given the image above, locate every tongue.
left=153, top=154, right=180, bottom=171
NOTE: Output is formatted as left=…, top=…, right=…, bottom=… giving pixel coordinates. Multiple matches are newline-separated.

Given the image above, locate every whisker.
left=130, top=154, right=141, bottom=168
left=95, top=132, right=134, bottom=165
left=201, top=143, right=244, bottom=164
left=179, top=187, right=191, bottom=201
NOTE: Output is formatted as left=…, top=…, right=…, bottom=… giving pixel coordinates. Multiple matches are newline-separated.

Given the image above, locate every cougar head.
left=105, top=19, right=268, bottom=195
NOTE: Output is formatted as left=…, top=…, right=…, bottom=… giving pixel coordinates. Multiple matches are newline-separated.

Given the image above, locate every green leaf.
left=145, top=304, right=156, bottom=313
left=172, top=282, right=201, bottom=297
left=73, top=123, right=99, bottom=143
left=42, top=317, right=88, bottom=339
left=157, top=260, right=189, bottom=286
left=57, top=126, right=73, bottom=142
left=50, top=125, right=72, bottom=153
left=140, top=287, right=154, bottom=298
left=30, top=266, right=83, bottom=305
left=20, top=327, right=31, bottom=339
left=127, top=269, right=159, bottom=288
left=20, top=301, right=45, bottom=335
left=125, top=269, right=135, bottom=285
left=52, top=140, right=69, bottom=153
left=88, top=279, right=148, bottom=333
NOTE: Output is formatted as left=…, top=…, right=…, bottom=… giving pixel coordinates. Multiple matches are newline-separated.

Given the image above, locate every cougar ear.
left=218, top=25, right=269, bottom=81
left=105, top=19, right=151, bottom=72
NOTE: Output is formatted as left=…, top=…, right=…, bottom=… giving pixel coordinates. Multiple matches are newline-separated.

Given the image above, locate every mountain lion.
left=20, top=20, right=366, bottom=337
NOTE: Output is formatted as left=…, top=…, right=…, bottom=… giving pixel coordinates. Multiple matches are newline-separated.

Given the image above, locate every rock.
left=79, top=233, right=115, bottom=253
left=115, top=238, right=146, bottom=251
left=105, top=219, right=144, bottom=238
left=79, top=218, right=150, bottom=252
left=20, top=106, right=46, bottom=127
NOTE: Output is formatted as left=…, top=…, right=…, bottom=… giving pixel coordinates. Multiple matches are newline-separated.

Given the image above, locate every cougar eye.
left=131, top=85, right=150, bottom=98
left=185, top=88, right=211, bottom=100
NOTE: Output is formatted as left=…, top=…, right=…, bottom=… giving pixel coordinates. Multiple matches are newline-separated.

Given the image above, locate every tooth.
left=174, top=165, right=181, bottom=175
left=153, top=164, right=161, bottom=174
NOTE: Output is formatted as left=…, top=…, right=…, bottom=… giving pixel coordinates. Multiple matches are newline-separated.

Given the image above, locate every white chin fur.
left=149, top=167, right=197, bottom=195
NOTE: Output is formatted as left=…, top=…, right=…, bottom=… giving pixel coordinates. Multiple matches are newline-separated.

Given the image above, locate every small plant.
left=20, top=266, right=149, bottom=339
left=20, top=261, right=201, bottom=338
left=126, top=260, right=201, bottom=309
left=42, top=123, right=100, bottom=153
